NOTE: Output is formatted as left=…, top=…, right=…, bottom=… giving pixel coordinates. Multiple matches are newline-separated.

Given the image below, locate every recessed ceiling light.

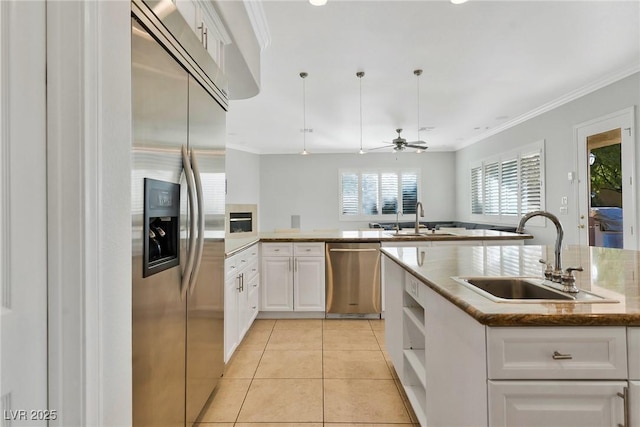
left=309, top=0, right=327, bottom=6
left=450, top=0, right=468, bottom=4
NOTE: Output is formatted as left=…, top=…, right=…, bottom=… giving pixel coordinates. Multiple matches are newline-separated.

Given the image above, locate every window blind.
left=501, top=158, right=518, bottom=216
left=340, top=169, right=420, bottom=220
left=471, top=166, right=483, bottom=215
left=520, top=151, right=542, bottom=214
left=484, top=162, right=500, bottom=216
left=341, top=173, right=359, bottom=215
left=401, top=172, right=418, bottom=215
left=469, top=142, right=544, bottom=220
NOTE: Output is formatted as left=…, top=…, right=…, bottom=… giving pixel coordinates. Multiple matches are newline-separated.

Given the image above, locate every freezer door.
left=132, top=17, right=188, bottom=427
left=186, top=76, right=226, bottom=423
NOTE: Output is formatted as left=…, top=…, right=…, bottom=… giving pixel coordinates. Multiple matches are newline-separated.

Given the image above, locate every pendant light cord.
left=359, top=74, right=363, bottom=152
left=416, top=69, right=421, bottom=141
left=300, top=72, right=308, bottom=155
left=303, top=75, right=306, bottom=152
left=357, top=71, right=365, bottom=154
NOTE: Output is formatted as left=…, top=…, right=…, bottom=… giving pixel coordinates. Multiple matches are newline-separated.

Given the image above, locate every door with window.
left=576, top=108, right=636, bottom=250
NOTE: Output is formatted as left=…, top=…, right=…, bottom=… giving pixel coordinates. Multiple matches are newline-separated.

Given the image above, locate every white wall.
left=226, top=148, right=261, bottom=205
left=455, top=73, right=640, bottom=246
left=259, top=152, right=456, bottom=231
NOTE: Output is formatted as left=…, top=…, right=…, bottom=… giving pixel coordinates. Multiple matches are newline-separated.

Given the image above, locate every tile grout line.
left=233, top=320, right=274, bottom=425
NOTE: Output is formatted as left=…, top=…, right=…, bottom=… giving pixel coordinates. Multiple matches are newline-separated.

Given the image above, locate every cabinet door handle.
left=288, top=258, right=291, bottom=271
left=203, top=27, right=208, bottom=49
left=295, top=258, right=298, bottom=272
left=236, top=275, right=241, bottom=292
left=552, top=351, right=572, bottom=360
left=617, top=386, right=629, bottom=427
left=197, top=22, right=204, bottom=43
left=241, top=273, right=244, bottom=292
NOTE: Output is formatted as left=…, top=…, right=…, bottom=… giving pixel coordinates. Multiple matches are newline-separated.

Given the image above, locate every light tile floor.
left=197, top=318, right=419, bottom=427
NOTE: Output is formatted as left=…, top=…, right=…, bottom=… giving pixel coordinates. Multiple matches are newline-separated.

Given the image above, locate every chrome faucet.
left=414, top=202, right=424, bottom=234
left=516, top=210, right=582, bottom=292
left=516, top=210, right=564, bottom=281
left=395, top=209, right=402, bottom=232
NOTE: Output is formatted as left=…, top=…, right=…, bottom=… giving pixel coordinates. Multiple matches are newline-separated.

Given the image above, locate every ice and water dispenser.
left=143, top=178, right=180, bottom=277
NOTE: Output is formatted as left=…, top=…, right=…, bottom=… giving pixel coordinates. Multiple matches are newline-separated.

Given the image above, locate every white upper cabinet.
left=174, top=0, right=228, bottom=70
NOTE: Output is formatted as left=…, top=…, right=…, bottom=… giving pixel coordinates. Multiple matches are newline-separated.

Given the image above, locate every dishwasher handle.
left=329, top=248, right=378, bottom=252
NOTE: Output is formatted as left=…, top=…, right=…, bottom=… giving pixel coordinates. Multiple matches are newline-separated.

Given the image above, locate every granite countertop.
left=381, top=244, right=640, bottom=326
left=225, top=229, right=531, bottom=256
left=258, top=228, right=529, bottom=242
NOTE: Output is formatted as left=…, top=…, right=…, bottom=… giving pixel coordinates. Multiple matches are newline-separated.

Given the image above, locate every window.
left=340, top=169, right=420, bottom=220
left=470, top=141, right=544, bottom=222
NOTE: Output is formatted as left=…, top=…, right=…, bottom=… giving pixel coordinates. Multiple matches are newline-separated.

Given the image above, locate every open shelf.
left=403, top=306, right=425, bottom=335
left=403, top=362, right=427, bottom=427
left=403, top=348, right=426, bottom=388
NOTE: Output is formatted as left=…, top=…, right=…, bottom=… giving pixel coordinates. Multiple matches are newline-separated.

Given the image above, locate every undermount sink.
left=451, top=276, right=617, bottom=304
left=385, top=230, right=454, bottom=237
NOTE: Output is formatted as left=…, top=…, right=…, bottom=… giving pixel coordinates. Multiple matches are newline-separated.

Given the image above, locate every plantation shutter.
left=361, top=173, right=379, bottom=215
left=484, top=162, right=500, bottom=216
left=520, top=151, right=542, bottom=213
left=401, top=172, right=418, bottom=214
left=500, top=158, right=518, bottom=216
left=471, top=166, right=483, bottom=214
left=380, top=173, right=399, bottom=214
left=341, top=172, right=359, bottom=215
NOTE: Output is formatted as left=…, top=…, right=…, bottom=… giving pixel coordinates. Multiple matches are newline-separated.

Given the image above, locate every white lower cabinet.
left=630, top=328, right=640, bottom=426
left=261, top=242, right=325, bottom=312
left=224, top=243, right=259, bottom=362
left=631, top=381, right=639, bottom=426
left=489, top=381, right=628, bottom=426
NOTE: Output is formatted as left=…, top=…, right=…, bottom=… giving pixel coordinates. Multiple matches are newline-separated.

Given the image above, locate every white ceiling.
left=226, top=0, right=640, bottom=155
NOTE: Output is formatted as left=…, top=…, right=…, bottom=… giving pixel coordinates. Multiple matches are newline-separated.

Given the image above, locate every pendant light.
left=414, top=69, right=424, bottom=154
left=357, top=71, right=365, bottom=154
left=300, top=72, right=309, bottom=155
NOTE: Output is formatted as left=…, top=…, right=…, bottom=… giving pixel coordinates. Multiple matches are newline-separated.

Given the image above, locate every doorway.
left=587, top=129, right=623, bottom=248
left=575, top=107, right=637, bottom=250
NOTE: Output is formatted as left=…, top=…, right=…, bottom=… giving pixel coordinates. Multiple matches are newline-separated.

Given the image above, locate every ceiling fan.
left=370, top=128, right=428, bottom=152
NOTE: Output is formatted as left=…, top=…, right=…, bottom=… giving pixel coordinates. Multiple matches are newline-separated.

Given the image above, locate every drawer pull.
left=552, top=351, right=572, bottom=360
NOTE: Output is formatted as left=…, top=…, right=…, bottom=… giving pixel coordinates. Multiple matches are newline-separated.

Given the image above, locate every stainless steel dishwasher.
left=325, top=242, right=381, bottom=317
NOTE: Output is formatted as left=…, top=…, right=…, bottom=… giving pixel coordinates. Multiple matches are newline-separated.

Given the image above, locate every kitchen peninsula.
left=382, top=244, right=640, bottom=426
left=225, top=228, right=531, bottom=255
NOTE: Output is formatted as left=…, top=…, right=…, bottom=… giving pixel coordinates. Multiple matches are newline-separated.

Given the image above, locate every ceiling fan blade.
left=368, top=144, right=395, bottom=151
left=405, top=140, right=427, bottom=145
left=405, top=144, right=428, bottom=150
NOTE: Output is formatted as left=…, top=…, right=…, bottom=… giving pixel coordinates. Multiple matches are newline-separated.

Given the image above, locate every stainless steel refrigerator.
left=131, top=9, right=226, bottom=427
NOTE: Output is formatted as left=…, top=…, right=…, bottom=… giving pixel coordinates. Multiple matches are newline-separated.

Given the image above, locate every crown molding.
left=243, top=0, right=271, bottom=51
left=455, top=62, right=640, bottom=151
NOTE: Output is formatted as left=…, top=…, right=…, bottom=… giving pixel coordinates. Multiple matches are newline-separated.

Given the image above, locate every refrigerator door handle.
left=181, top=145, right=197, bottom=300
left=188, top=149, right=205, bottom=295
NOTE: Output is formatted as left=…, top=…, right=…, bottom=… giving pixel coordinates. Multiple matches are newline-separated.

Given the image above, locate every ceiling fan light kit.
left=309, top=0, right=328, bottom=6
left=450, top=0, right=469, bottom=4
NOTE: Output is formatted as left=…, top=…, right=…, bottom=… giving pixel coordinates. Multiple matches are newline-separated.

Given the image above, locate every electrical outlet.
left=560, top=207, right=568, bottom=215
left=561, top=196, right=568, bottom=205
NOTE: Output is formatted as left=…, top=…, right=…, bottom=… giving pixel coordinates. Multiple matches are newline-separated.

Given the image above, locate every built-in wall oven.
left=226, top=204, right=257, bottom=239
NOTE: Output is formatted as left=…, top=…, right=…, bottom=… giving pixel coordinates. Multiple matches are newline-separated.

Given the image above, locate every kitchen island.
left=381, top=244, right=640, bottom=426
